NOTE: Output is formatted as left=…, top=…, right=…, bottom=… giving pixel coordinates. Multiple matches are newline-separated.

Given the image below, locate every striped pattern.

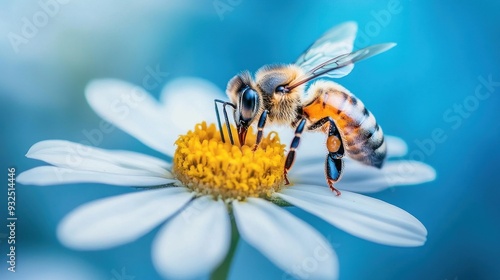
left=302, top=80, right=386, bottom=168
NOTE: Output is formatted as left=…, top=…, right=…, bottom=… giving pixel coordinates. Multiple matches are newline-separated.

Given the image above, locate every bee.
left=214, top=22, right=394, bottom=195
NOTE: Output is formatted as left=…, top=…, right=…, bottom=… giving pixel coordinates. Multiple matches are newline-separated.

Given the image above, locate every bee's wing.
left=289, top=43, right=396, bottom=90
left=295, top=21, right=358, bottom=79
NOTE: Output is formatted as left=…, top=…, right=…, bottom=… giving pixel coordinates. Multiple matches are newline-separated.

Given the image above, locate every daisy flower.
left=18, top=78, right=435, bottom=280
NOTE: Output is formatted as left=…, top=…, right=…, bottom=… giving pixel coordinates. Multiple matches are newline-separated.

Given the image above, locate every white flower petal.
left=291, top=159, right=358, bottom=186
left=57, top=187, right=193, bottom=250
left=276, top=185, right=427, bottom=247
left=161, top=77, right=224, bottom=133
left=25, top=140, right=171, bottom=177
left=292, top=159, right=436, bottom=193
left=337, top=160, right=436, bottom=193
left=153, top=196, right=230, bottom=279
left=385, top=136, right=408, bottom=157
left=233, top=198, right=338, bottom=280
left=85, top=79, right=176, bottom=156
left=17, top=166, right=176, bottom=186
left=280, top=129, right=326, bottom=159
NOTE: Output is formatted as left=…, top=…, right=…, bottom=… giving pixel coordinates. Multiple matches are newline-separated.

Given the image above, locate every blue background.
left=1, top=0, right=499, bottom=279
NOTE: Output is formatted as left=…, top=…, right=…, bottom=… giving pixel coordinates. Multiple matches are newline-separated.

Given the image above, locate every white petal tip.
left=16, top=169, right=55, bottom=186
left=25, top=141, right=47, bottom=159
left=16, top=171, right=30, bottom=185
left=278, top=186, right=428, bottom=248
left=56, top=220, right=107, bottom=251
left=420, top=165, right=437, bottom=182
left=385, top=161, right=437, bottom=186
left=385, top=136, right=408, bottom=157
left=344, top=21, right=358, bottom=29
left=57, top=189, right=193, bottom=251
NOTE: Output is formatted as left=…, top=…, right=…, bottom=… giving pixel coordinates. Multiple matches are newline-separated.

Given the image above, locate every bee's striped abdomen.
left=302, top=80, right=387, bottom=168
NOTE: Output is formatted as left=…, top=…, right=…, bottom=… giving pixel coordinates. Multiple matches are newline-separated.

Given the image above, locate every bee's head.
left=226, top=71, right=261, bottom=145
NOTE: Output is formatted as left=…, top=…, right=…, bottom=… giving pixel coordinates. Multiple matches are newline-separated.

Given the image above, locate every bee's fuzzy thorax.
left=254, top=64, right=305, bottom=87
left=254, top=64, right=306, bottom=125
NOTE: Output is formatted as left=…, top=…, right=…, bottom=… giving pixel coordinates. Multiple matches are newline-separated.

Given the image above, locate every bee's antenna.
left=214, top=99, right=236, bottom=145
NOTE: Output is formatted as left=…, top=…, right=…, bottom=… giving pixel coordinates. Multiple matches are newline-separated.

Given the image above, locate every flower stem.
left=210, top=216, right=240, bottom=280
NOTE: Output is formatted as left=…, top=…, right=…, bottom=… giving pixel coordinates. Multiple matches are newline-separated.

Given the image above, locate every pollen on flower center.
left=173, top=122, right=286, bottom=200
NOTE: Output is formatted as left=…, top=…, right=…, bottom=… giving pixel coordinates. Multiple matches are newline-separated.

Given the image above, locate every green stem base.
left=210, top=216, right=240, bottom=280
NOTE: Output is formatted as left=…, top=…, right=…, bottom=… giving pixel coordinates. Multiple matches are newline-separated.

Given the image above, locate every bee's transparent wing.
left=306, top=43, right=396, bottom=78
left=289, top=43, right=396, bottom=90
left=295, top=21, right=357, bottom=79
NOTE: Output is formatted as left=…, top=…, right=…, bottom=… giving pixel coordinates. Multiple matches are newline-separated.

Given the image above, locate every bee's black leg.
left=214, top=99, right=236, bottom=145
left=308, top=116, right=344, bottom=196
left=223, top=102, right=237, bottom=145
left=284, top=118, right=307, bottom=185
left=253, top=110, right=269, bottom=151
left=325, top=156, right=343, bottom=196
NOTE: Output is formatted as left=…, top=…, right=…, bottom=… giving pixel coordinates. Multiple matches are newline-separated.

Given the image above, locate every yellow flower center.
left=173, top=122, right=286, bottom=201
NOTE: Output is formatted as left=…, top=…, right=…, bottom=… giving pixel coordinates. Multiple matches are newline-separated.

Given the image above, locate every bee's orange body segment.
left=302, top=80, right=386, bottom=168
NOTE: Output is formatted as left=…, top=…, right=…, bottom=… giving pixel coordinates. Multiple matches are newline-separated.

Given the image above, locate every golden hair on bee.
left=254, top=64, right=305, bottom=125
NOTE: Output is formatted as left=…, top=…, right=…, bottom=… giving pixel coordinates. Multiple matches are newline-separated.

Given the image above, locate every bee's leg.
left=308, top=117, right=344, bottom=196
left=253, top=110, right=269, bottom=151
left=283, top=118, right=307, bottom=185
left=223, top=102, right=237, bottom=145
left=214, top=99, right=236, bottom=145
left=325, top=156, right=343, bottom=196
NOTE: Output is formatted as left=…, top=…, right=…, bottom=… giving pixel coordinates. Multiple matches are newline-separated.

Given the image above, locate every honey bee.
left=214, top=22, right=394, bottom=195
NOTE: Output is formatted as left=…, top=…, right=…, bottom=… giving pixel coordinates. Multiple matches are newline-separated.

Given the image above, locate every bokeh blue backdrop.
left=1, top=0, right=499, bottom=279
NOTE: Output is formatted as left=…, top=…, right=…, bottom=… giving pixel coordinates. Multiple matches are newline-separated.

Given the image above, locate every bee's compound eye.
left=239, top=87, right=259, bottom=122
left=275, top=85, right=289, bottom=94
